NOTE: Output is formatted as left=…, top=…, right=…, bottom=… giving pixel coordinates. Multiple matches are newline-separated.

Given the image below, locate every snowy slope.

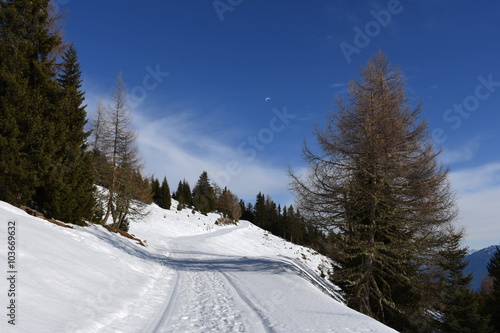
left=465, top=245, right=499, bottom=292
left=0, top=200, right=398, bottom=332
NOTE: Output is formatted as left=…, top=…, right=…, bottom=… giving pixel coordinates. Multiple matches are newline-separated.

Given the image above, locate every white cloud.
left=133, top=110, right=291, bottom=203
left=449, top=162, right=500, bottom=193
left=440, top=136, right=487, bottom=165
left=455, top=186, right=500, bottom=249
left=449, top=162, right=500, bottom=248
left=83, top=81, right=294, bottom=204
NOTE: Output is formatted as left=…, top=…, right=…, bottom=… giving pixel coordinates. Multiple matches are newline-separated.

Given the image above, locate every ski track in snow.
left=145, top=269, right=182, bottom=333
left=219, top=271, right=277, bottom=333
left=149, top=222, right=275, bottom=332
left=166, top=270, right=248, bottom=333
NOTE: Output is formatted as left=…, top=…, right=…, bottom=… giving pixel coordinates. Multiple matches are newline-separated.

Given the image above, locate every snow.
left=0, top=200, right=398, bottom=332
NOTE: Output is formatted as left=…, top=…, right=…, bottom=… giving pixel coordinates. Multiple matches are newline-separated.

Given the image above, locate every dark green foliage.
left=250, top=193, right=323, bottom=250
left=192, top=171, right=215, bottom=214
left=175, top=179, right=192, bottom=210
left=37, top=45, right=94, bottom=224
left=253, top=192, right=268, bottom=229
left=239, top=200, right=254, bottom=222
left=0, top=0, right=62, bottom=205
left=284, top=205, right=305, bottom=245
left=0, top=0, right=94, bottom=224
left=155, top=176, right=171, bottom=210
left=151, top=177, right=160, bottom=202
left=56, top=45, right=89, bottom=146
left=484, top=246, right=500, bottom=332
left=437, top=230, right=492, bottom=333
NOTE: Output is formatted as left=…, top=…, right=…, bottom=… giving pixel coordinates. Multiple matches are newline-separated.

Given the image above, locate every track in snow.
left=142, top=221, right=348, bottom=333
left=146, top=223, right=279, bottom=332
left=145, top=270, right=182, bottom=333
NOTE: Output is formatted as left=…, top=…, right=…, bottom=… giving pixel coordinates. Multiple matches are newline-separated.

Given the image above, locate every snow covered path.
left=132, top=218, right=397, bottom=333
left=144, top=222, right=282, bottom=333
left=145, top=223, right=268, bottom=332
left=0, top=201, right=398, bottom=332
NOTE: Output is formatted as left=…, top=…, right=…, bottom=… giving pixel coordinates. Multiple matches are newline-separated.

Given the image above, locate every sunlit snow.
left=0, top=200, right=397, bottom=332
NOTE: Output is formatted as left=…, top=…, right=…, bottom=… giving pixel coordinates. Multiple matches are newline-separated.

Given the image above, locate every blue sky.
left=59, top=0, right=500, bottom=249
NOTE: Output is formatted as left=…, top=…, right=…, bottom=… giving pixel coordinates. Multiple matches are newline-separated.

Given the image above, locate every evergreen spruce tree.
left=484, top=246, right=500, bottom=332
left=239, top=201, right=254, bottom=222
left=151, top=177, right=160, bottom=203
left=289, top=51, right=457, bottom=331
left=0, top=0, right=62, bottom=206
left=253, top=192, right=267, bottom=229
left=438, top=229, right=492, bottom=333
left=192, top=171, right=215, bottom=214
left=175, top=179, right=192, bottom=210
left=39, top=44, right=94, bottom=224
left=265, top=195, right=279, bottom=235
left=183, top=180, right=193, bottom=208
left=156, top=176, right=171, bottom=210
left=175, top=180, right=184, bottom=210
left=287, top=205, right=305, bottom=245
left=281, top=205, right=289, bottom=239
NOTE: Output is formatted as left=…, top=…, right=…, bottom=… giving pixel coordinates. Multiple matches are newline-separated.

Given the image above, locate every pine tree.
left=281, top=205, right=289, bottom=239
left=156, top=176, right=171, bottom=210
left=175, top=179, right=192, bottom=210
left=151, top=177, right=160, bottom=202
left=265, top=195, right=279, bottom=235
left=438, top=229, right=492, bottom=333
left=484, top=246, right=500, bottom=332
left=175, top=180, right=184, bottom=210
left=253, top=192, right=267, bottom=228
left=289, top=51, right=457, bottom=331
left=39, top=44, right=94, bottom=224
left=192, top=171, right=215, bottom=214
left=240, top=201, right=254, bottom=222
left=287, top=205, right=305, bottom=245
left=0, top=0, right=63, bottom=206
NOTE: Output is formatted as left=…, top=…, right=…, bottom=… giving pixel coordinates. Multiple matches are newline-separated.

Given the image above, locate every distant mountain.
left=465, top=245, right=500, bottom=292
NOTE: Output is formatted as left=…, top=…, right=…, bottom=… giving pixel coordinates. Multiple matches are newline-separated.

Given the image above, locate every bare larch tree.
left=289, top=51, right=457, bottom=331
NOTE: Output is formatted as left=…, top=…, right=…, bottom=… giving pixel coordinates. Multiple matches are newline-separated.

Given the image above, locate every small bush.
left=215, top=217, right=237, bottom=226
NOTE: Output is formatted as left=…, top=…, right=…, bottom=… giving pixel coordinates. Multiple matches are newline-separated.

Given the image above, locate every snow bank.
left=0, top=200, right=397, bottom=332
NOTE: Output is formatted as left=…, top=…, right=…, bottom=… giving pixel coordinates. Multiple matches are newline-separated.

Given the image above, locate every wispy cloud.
left=331, top=82, right=345, bottom=89
left=133, top=109, right=291, bottom=203
left=83, top=80, right=294, bottom=204
left=449, top=162, right=500, bottom=193
left=456, top=186, right=500, bottom=247
left=440, top=136, right=489, bottom=165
